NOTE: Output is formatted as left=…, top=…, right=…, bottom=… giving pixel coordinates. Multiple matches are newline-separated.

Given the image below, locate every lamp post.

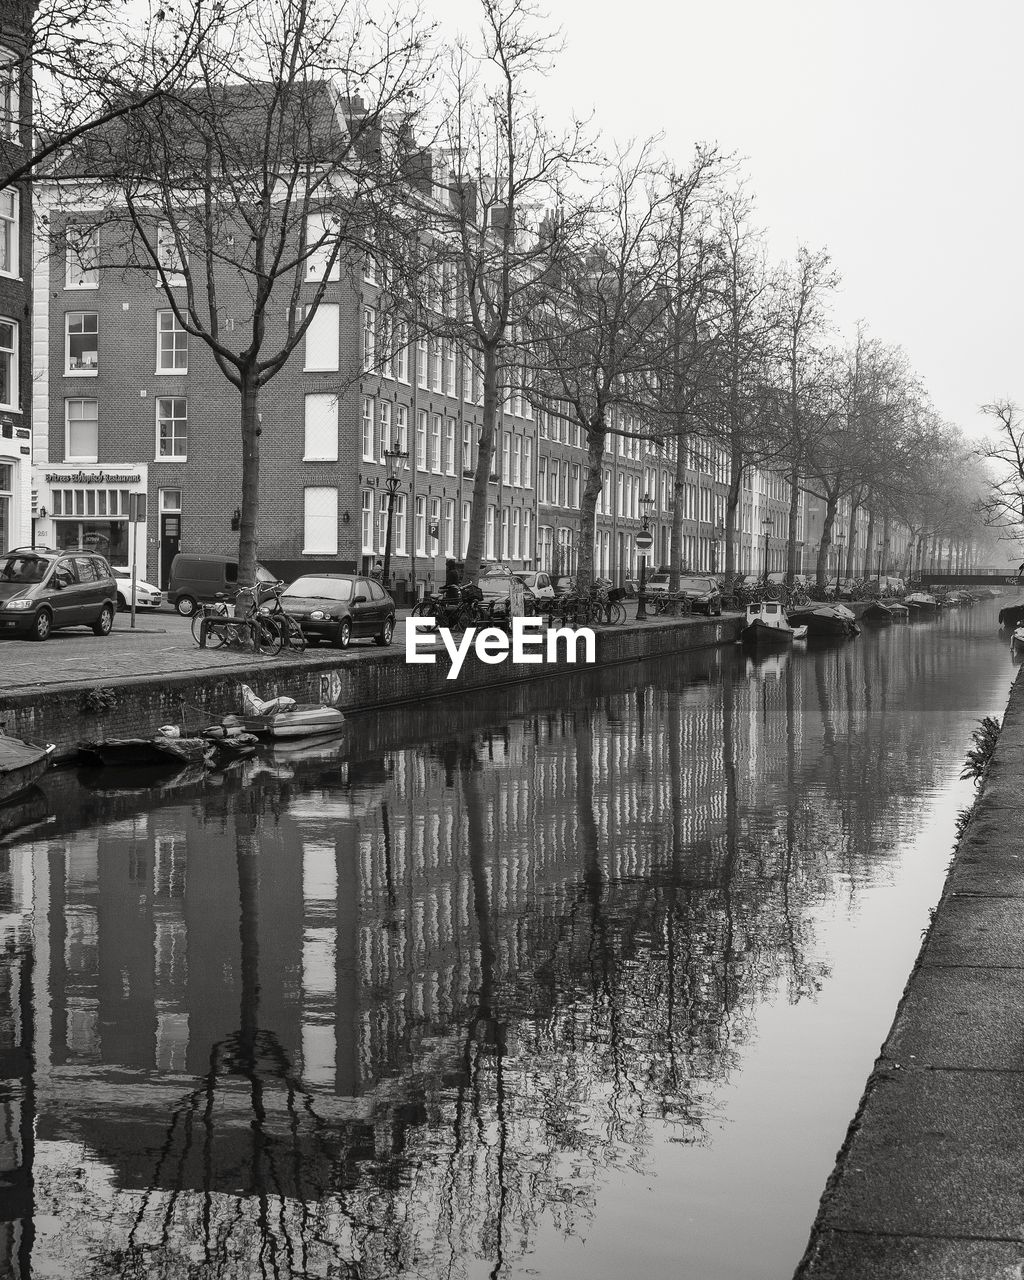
left=761, top=515, right=773, bottom=580
left=636, top=492, right=655, bottom=620
left=382, top=448, right=408, bottom=586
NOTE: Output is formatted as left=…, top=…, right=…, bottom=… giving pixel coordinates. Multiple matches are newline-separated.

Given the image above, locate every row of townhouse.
left=2, top=66, right=911, bottom=587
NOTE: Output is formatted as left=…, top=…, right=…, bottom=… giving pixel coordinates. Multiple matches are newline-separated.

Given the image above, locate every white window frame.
left=304, top=392, right=339, bottom=462
left=65, top=311, right=98, bottom=376
left=303, top=486, right=338, bottom=555
left=361, top=397, right=375, bottom=463
left=430, top=414, right=442, bottom=474
left=65, top=224, right=99, bottom=289
left=155, top=395, right=188, bottom=461
left=378, top=400, right=391, bottom=463
left=0, top=317, right=17, bottom=410
left=362, top=306, right=376, bottom=372
left=395, top=404, right=409, bottom=453
left=0, top=189, right=17, bottom=278
left=416, top=410, right=428, bottom=471
left=444, top=417, right=456, bottom=475
left=156, top=309, right=187, bottom=373
left=65, top=397, right=98, bottom=463
left=361, top=489, right=374, bottom=553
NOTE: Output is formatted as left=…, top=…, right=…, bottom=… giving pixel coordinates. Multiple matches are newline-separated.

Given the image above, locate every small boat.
left=886, top=603, right=910, bottom=622
left=77, top=736, right=213, bottom=767
left=787, top=604, right=861, bottom=638
left=740, top=601, right=798, bottom=647
left=0, top=727, right=56, bottom=804
left=861, top=601, right=895, bottom=624
left=227, top=706, right=346, bottom=739
left=905, top=592, right=940, bottom=613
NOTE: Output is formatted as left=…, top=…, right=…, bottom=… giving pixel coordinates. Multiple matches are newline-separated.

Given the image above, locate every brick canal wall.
left=0, top=615, right=741, bottom=752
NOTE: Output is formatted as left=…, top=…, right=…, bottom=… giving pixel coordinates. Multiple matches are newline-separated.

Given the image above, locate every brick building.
left=0, top=3, right=32, bottom=553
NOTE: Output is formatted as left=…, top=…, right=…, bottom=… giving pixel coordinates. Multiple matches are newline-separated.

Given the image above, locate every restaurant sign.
left=45, top=470, right=142, bottom=485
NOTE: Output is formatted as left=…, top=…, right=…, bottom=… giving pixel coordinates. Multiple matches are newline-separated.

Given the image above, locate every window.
left=304, top=393, right=338, bottom=461
left=415, top=496, right=426, bottom=554
left=66, top=225, right=99, bottom=288
left=429, top=496, right=441, bottom=554
left=303, top=487, right=338, bottom=554
left=485, top=505, right=496, bottom=560
left=571, top=463, right=581, bottom=508
left=444, top=417, right=456, bottom=475
left=378, top=315, right=393, bottom=379
left=0, top=319, right=16, bottom=409
left=304, top=303, right=339, bottom=371
left=361, top=489, right=373, bottom=553
left=502, top=431, right=511, bottom=484
left=65, top=312, right=98, bottom=374
left=305, top=213, right=340, bottom=282
left=462, top=422, right=473, bottom=473
left=361, top=398, right=375, bottom=462
left=523, top=437, right=533, bottom=488
left=156, top=396, right=187, bottom=460
left=500, top=507, right=509, bottom=559
left=395, top=323, right=409, bottom=382
left=0, top=50, right=20, bottom=143
left=156, top=222, right=185, bottom=286
left=537, top=456, right=547, bottom=501
left=377, top=492, right=389, bottom=555
left=378, top=400, right=392, bottom=462
left=395, top=404, right=408, bottom=453
left=511, top=506, right=520, bottom=560
left=362, top=307, right=376, bottom=372
left=393, top=493, right=407, bottom=555
left=66, top=398, right=98, bottom=461
left=431, top=414, right=442, bottom=473
left=416, top=410, right=428, bottom=471
left=522, top=508, right=531, bottom=561
left=444, top=498, right=455, bottom=556
left=0, top=190, right=16, bottom=277
left=429, top=342, right=441, bottom=392
left=512, top=435, right=522, bottom=487
left=417, top=336, right=428, bottom=389
left=462, top=501, right=471, bottom=556
left=156, top=310, right=187, bottom=372
left=444, top=342, right=456, bottom=395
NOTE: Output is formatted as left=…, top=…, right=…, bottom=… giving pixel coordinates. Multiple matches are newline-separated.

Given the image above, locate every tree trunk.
left=844, top=500, right=858, bottom=581
left=670, top=429, right=688, bottom=592
left=785, top=463, right=800, bottom=588
left=724, top=446, right=742, bottom=580
left=577, top=417, right=606, bottom=590
left=864, top=506, right=875, bottom=580
left=881, top=512, right=891, bottom=582
left=464, top=345, right=499, bottom=583
left=815, top=496, right=838, bottom=592
left=238, top=371, right=261, bottom=587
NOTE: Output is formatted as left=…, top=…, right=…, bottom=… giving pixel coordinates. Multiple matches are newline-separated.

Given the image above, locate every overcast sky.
left=438, top=0, right=1022, bottom=443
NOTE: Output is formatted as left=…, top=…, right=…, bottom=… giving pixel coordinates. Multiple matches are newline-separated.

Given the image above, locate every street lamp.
left=636, top=492, right=655, bottom=620
left=382, top=447, right=409, bottom=586
left=761, top=515, right=773, bottom=579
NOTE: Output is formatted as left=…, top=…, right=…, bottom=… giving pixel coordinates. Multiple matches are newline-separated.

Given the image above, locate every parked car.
left=279, top=573, right=395, bottom=648
left=478, top=572, right=533, bottom=613
left=767, top=571, right=809, bottom=589
left=0, top=546, right=117, bottom=641
left=646, top=571, right=671, bottom=594
left=112, top=567, right=163, bottom=610
left=677, top=575, right=723, bottom=616
left=167, top=552, right=279, bottom=616
left=514, top=571, right=556, bottom=600
left=554, top=576, right=575, bottom=597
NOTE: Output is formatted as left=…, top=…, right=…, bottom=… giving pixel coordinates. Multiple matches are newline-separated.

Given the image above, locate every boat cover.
left=0, top=735, right=48, bottom=772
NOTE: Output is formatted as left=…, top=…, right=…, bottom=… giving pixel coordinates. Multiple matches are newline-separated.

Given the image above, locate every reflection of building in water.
left=0, top=842, right=33, bottom=1280
left=0, top=627, right=976, bottom=1276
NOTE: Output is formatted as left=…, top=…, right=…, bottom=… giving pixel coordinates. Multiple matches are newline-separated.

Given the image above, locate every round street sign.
left=635, top=531, right=654, bottom=550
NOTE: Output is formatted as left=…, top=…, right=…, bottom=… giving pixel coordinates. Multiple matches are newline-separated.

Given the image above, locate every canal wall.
left=0, top=613, right=742, bottom=752
left=795, top=668, right=1024, bottom=1279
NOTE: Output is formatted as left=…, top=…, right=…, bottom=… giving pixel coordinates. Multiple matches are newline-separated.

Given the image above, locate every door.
left=351, top=577, right=376, bottom=635
left=73, top=555, right=105, bottom=622
left=160, top=513, right=181, bottom=589
left=49, top=558, right=80, bottom=626
left=367, top=579, right=389, bottom=631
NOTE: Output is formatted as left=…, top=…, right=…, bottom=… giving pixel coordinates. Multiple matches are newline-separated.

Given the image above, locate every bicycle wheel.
left=258, top=618, right=285, bottom=656
left=284, top=615, right=308, bottom=651
left=191, top=611, right=207, bottom=645
left=610, top=601, right=627, bottom=625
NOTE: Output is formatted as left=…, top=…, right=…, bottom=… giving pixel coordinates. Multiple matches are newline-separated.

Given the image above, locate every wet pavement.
left=0, top=599, right=1016, bottom=1279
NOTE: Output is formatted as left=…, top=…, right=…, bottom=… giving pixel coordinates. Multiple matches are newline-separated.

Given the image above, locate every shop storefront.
left=35, top=465, right=149, bottom=574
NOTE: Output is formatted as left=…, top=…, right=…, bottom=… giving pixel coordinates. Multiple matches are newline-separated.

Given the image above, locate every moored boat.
left=0, top=728, right=56, bottom=804
left=740, top=601, right=797, bottom=647
left=77, top=736, right=213, bottom=767
left=230, top=706, right=346, bottom=739
left=861, top=601, right=895, bottom=624
left=905, top=592, right=940, bottom=613
left=787, top=604, right=861, bottom=638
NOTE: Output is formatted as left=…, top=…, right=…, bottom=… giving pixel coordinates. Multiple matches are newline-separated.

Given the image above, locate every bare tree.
left=526, top=143, right=673, bottom=590
left=978, top=399, right=1024, bottom=541
left=416, top=0, right=590, bottom=582
left=47, top=0, right=431, bottom=586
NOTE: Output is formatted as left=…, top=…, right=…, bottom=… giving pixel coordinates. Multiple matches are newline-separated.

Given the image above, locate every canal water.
left=0, top=600, right=1017, bottom=1279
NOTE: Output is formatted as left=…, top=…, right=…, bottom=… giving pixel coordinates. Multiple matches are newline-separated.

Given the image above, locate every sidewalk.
left=796, top=670, right=1024, bottom=1278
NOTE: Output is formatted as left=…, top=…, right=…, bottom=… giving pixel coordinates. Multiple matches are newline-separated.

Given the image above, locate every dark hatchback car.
left=0, top=547, right=118, bottom=641
left=677, top=575, right=723, bottom=616
left=279, top=573, right=395, bottom=648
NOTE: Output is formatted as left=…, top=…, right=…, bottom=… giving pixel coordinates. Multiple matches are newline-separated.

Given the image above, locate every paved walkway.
left=1, top=603, right=709, bottom=696
left=796, top=670, right=1024, bottom=1278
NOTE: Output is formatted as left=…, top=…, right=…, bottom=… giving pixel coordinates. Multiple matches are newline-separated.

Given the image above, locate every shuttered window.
left=303, top=487, right=338, bottom=554
left=304, top=393, right=338, bottom=461
left=304, top=304, right=339, bottom=371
